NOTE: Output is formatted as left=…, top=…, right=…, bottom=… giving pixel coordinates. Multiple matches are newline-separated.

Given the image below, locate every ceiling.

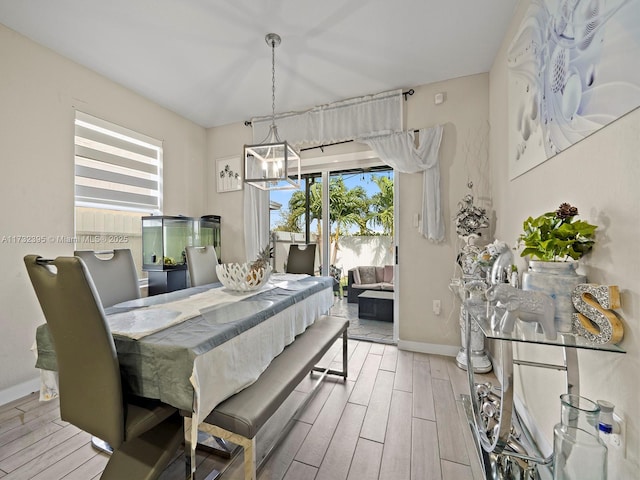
left=0, top=0, right=519, bottom=128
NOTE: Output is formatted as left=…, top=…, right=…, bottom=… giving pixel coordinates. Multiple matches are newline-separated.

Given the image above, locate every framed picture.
left=507, top=0, right=640, bottom=180
left=216, top=156, right=243, bottom=193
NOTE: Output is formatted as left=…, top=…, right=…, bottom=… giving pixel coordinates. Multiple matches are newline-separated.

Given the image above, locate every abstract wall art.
left=507, top=0, right=640, bottom=179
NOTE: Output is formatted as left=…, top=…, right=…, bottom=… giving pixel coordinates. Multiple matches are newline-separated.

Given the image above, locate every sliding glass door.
left=269, top=175, right=322, bottom=274
left=269, top=166, right=393, bottom=280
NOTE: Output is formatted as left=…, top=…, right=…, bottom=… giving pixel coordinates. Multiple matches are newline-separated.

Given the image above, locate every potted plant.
left=517, top=203, right=598, bottom=332
left=517, top=202, right=597, bottom=262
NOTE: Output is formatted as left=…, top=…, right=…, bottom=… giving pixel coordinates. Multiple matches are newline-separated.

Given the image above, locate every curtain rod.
left=243, top=89, right=415, bottom=127
left=300, top=128, right=421, bottom=153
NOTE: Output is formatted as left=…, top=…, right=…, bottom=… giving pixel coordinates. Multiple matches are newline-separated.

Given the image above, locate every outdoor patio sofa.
left=347, top=265, right=394, bottom=303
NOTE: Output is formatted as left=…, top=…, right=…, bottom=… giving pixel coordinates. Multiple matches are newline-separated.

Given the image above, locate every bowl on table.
left=215, top=262, right=272, bottom=292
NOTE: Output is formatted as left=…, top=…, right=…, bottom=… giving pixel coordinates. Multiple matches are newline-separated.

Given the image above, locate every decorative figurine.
left=486, top=284, right=557, bottom=340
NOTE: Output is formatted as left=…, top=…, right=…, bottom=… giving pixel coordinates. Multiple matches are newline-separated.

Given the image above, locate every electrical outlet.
left=433, top=300, right=441, bottom=315
left=603, top=412, right=626, bottom=458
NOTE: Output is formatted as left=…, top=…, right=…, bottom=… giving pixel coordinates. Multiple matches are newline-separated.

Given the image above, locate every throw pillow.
left=358, top=266, right=377, bottom=285
left=383, top=265, right=394, bottom=283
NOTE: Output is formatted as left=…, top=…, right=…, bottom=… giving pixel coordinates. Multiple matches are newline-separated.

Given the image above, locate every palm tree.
left=369, top=174, right=394, bottom=236
left=328, top=177, right=369, bottom=264
left=277, top=176, right=369, bottom=264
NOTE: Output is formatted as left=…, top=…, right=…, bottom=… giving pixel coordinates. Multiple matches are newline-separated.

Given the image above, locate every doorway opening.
left=269, top=165, right=395, bottom=344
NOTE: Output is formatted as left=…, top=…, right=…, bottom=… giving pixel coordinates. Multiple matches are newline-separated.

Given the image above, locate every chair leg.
left=101, top=413, right=183, bottom=480
left=91, top=436, right=114, bottom=454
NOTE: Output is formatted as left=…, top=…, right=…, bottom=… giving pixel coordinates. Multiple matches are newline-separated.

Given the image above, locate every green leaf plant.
left=517, top=203, right=597, bottom=261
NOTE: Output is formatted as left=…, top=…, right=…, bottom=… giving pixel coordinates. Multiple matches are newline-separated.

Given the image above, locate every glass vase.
left=553, top=394, right=607, bottom=480
left=522, top=260, right=586, bottom=333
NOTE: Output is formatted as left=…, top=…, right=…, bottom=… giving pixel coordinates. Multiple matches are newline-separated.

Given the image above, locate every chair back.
left=74, top=249, right=140, bottom=308
left=286, top=244, right=316, bottom=275
left=185, top=245, right=219, bottom=286
left=24, top=255, right=126, bottom=448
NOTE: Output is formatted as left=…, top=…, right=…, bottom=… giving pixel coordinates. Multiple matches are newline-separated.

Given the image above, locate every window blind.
left=74, top=111, right=162, bottom=213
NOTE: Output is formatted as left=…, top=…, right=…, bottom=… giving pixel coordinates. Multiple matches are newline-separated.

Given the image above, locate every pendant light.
left=244, top=33, right=301, bottom=190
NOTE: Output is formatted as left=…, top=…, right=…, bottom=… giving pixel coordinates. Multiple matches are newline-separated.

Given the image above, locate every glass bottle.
left=553, top=394, right=608, bottom=480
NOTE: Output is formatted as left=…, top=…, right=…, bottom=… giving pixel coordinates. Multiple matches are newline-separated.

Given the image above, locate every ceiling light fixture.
left=244, top=33, right=301, bottom=190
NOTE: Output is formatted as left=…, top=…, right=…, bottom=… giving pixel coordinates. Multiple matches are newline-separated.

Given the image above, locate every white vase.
left=522, top=260, right=586, bottom=333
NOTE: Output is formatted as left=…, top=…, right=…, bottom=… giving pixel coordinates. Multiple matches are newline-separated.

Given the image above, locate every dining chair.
left=185, top=245, right=219, bottom=286
left=74, top=249, right=142, bottom=454
left=286, top=244, right=316, bottom=275
left=74, top=249, right=141, bottom=308
left=24, top=255, right=183, bottom=480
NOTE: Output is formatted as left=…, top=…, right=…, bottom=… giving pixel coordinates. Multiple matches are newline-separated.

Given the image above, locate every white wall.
left=0, top=24, right=207, bottom=402
left=207, top=74, right=491, bottom=355
left=334, top=236, right=394, bottom=275
left=398, top=75, right=492, bottom=351
left=206, top=123, right=251, bottom=263
left=489, top=1, right=640, bottom=476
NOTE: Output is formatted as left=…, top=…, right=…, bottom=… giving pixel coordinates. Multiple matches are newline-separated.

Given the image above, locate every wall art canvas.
left=216, top=156, right=242, bottom=193
left=507, top=0, right=640, bottom=180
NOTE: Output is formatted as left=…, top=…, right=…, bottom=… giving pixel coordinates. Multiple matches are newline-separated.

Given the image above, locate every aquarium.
left=142, top=215, right=194, bottom=271
left=198, top=215, right=222, bottom=262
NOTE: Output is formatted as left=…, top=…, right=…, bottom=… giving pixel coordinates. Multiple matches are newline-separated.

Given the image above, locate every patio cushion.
left=383, top=265, right=394, bottom=283
left=353, top=283, right=382, bottom=290
left=358, top=266, right=377, bottom=285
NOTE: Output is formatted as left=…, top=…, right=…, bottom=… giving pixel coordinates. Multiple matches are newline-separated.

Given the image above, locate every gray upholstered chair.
left=24, top=255, right=183, bottom=480
left=185, top=245, right=219, bottom=287
left=74, top=249, right=140, bottom=308
left=74, top=249, right=142, bottom=454
left=285, top=244, right=316, bottom=275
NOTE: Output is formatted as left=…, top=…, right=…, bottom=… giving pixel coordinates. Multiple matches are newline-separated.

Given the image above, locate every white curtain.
left=359, top=125, right=444, bottom=242
left=251, top=89, right=403, bottom=146
left=245, top=89, right=404, bottom=259
left=243, top=186, right=270, bottom=262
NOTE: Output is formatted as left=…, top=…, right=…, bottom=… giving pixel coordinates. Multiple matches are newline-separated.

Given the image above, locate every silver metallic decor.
left=571, top=283, right=624, bottom=344
left=486, top=284, right=557, bottom=340
left=454, top=193, right=490, bottom=239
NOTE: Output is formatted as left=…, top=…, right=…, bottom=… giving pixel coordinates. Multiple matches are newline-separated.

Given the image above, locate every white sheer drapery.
left=359, top=125, right=444, bottom=242
left=245, top=90, right=403, bottom=260
left=243, top=160, right=270, bottom=262
left=251, top=89, right=403, bottom=147
left=243, top=187, right=270, bottom=262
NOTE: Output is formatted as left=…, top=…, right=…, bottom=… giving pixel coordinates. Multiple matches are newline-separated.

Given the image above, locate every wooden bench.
left=194, top=315, right=349, bottom=480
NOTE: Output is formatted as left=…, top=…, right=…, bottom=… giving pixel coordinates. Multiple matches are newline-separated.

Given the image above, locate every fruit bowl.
left=215, top=262, right=271, bottom=292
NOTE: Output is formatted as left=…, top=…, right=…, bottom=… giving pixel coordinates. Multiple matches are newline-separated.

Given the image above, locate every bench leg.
left=199, top=423, right=256, bottom=480
left=342, top=329, right=348, bottom=379
left=311, top=329, right=349, bottom=379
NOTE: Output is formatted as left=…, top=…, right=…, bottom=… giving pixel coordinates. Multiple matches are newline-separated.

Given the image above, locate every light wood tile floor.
left=0, top=341, right=488, bottom=480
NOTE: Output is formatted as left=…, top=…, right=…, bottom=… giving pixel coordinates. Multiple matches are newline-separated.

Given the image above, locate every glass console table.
left=462, top=301, right=625, bottom=478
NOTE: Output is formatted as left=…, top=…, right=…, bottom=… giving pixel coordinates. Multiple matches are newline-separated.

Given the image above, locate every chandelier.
left=244, top=33, right=301, bottom=190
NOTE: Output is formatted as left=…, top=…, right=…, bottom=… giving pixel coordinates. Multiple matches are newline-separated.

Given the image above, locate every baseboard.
left=396, top=339, right=459, bottom=357
left=0, top=377, right=40, bottom=407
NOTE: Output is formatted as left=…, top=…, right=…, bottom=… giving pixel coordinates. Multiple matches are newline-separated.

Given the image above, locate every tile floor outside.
left=329, top=295, right=395, bottom=344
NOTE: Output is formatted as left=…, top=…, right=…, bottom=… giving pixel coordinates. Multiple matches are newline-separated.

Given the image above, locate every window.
left=74, top=111, right=162, bottom=281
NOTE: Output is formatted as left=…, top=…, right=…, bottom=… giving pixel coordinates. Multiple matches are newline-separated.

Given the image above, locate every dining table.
left=34, top=272, right=335, bottom=476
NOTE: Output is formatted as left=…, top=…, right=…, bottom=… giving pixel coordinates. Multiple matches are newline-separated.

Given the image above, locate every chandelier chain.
left=271, top=38, right=276, bottom=125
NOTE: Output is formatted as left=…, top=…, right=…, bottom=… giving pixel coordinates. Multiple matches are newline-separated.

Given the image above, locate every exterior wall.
left=334, top=236, right=394, bottom=275
left=0, top=23, right=206, bottom=402
left=489, top=1, right=639, bottom=476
